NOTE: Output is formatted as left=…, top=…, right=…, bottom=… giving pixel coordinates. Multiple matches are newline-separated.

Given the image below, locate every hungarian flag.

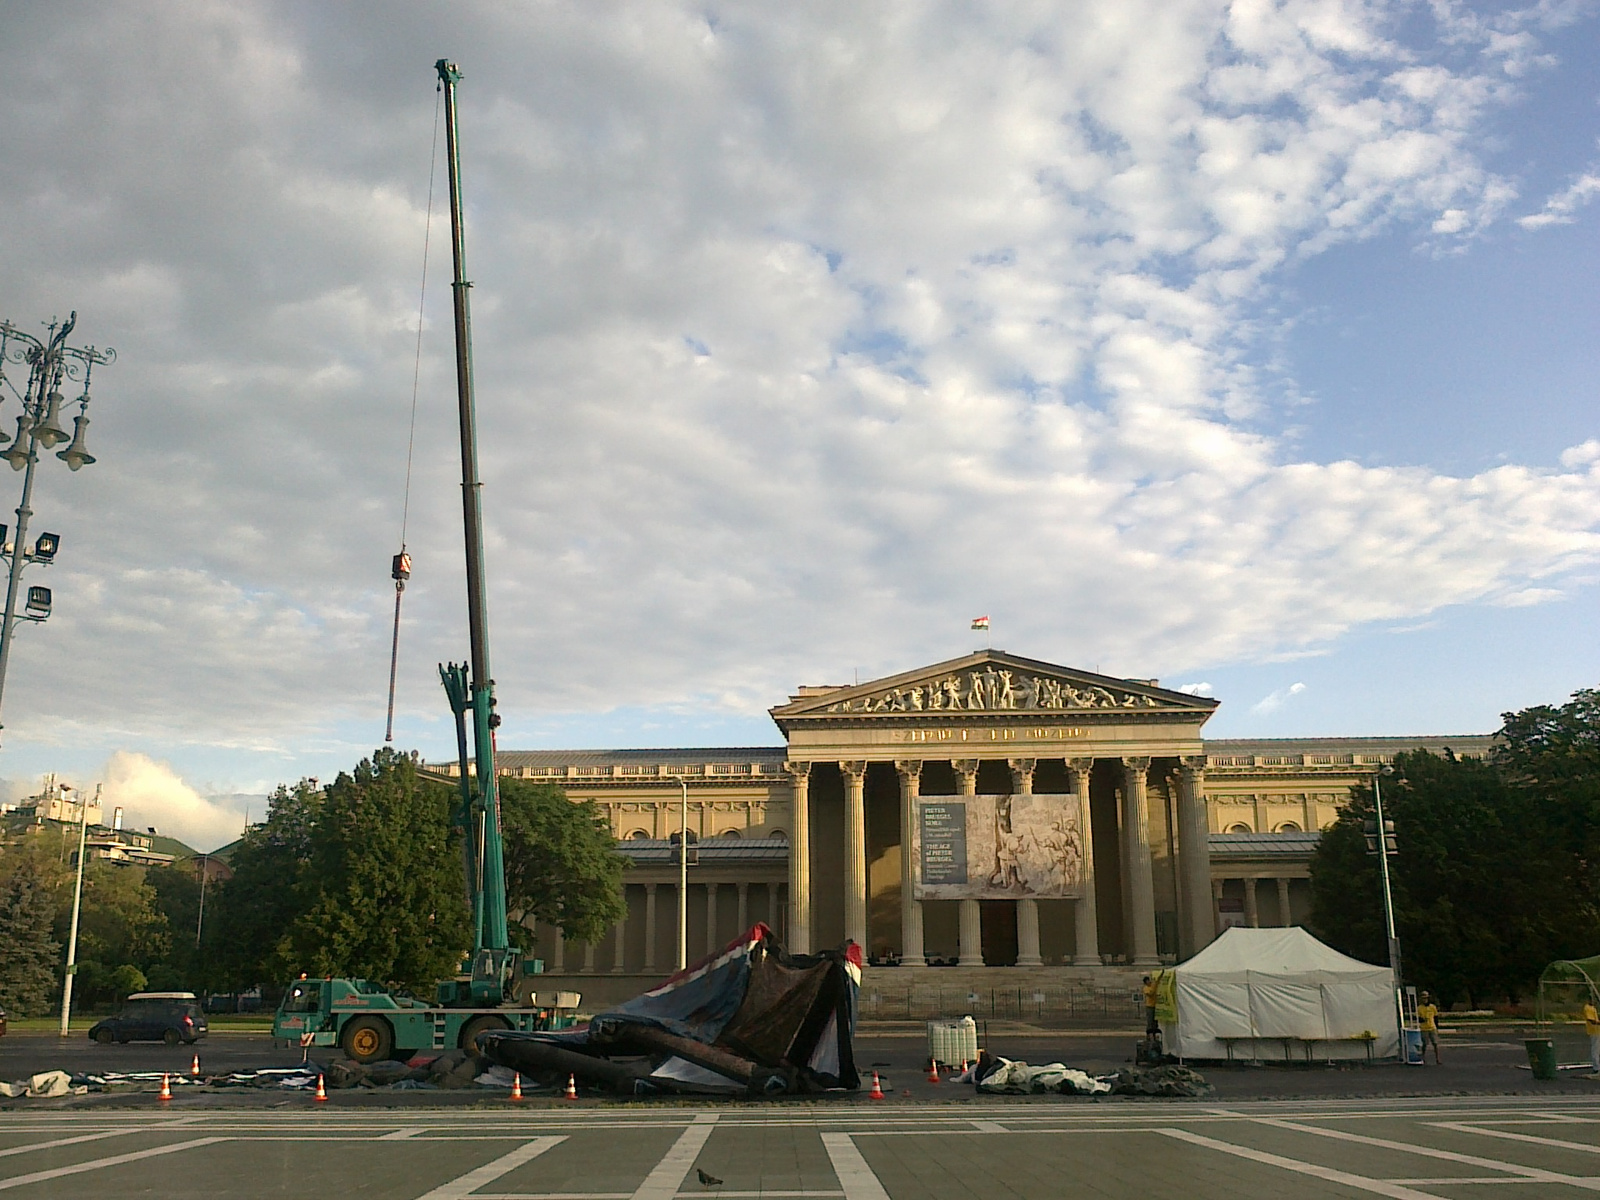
left=971, top=615, right=989, bottom=630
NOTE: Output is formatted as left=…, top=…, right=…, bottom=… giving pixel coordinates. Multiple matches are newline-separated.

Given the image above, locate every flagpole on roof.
left=971, top=615, right=990, bottom=649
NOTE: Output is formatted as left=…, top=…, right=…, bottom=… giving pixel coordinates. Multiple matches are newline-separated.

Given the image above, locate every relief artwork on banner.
left=915, top=795, right=1084, bottom=900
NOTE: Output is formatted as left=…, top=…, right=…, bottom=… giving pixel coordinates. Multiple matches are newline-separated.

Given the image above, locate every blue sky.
left=0, top=2, right=1598, bottom=848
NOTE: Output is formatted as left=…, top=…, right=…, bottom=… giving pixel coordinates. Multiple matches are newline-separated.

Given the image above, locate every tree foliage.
left=283, top=749, right=471, bottom=989
left=1312, top=689, right=1600, bottom=1005
left=0, top=859, right=61, bottom=1016
left=499, top=778, right=626, bottom=948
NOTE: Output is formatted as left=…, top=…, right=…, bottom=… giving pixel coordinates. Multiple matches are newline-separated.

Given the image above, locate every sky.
left=0, top=1, right=1597, bottom=850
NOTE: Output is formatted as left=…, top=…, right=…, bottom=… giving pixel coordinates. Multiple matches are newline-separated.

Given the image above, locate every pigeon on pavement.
left=696, top=1168, right=723, bottom=1187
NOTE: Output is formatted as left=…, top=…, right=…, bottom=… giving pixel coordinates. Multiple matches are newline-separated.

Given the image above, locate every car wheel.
left=94, top=1029, right=113, bottom=1045
left=163, top=1029, right=181, bottom=1046
left=340, top=1016, right=393, bottom=1064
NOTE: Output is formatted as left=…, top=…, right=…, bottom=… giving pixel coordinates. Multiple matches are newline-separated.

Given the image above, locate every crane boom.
left=436, top=57, right=516, bottom=1006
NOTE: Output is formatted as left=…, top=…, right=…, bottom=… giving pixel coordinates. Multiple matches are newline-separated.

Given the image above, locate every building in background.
left=438, top=650, right=1492, bottom=1003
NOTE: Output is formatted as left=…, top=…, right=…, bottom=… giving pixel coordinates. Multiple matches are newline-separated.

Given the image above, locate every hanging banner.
left=914, top=794, right=1085, bottom=900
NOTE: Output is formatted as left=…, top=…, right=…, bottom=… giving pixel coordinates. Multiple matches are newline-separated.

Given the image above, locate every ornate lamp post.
left=0, top=313, right=113, bottom=741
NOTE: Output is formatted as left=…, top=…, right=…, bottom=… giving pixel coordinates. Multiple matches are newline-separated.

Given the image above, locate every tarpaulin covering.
left=479, top=924, right=862, bottom=1096
left=1164, top=927, right=1398, bottom=1060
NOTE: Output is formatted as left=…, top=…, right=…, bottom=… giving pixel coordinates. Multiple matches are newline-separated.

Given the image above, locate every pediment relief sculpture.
left=822, top=666, right=1167, bottom=715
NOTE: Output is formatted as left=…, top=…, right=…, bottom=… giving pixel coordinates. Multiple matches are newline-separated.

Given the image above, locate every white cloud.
left=1517, top=168, right=1600, bottom=230
left=1252, top=681, right=1307, bottom=716
left=0, top=3, right=1592, bottom=776
left=96, top=751, right=251, bottom=853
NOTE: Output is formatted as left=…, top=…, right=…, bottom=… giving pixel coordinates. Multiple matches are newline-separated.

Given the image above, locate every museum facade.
left=444, top=650, right=1492, bottom=997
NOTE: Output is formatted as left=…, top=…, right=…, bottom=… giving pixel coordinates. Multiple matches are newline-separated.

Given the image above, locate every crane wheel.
left=341, top=1016, right=394, bottom=1064
left=459, top=1015, right=511, bottom=1054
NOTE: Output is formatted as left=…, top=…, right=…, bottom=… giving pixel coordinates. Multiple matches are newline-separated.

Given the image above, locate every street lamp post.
left=59, top=783, right=98, bottom=1038
left=0, top=313, right=112, bottom=742
left=1367, top=765, right=1405, bottom=1054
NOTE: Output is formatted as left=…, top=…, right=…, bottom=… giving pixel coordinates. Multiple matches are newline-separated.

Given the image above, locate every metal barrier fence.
left=859, top=985, right=1143, bottom=1024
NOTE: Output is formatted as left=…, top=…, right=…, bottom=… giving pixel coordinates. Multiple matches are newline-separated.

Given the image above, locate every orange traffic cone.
left=190, top=1054, right=201, bottom=1077
left=926, top=1059, right=940, bottom=1083
left=563, top=1073, right=578, bottom=1100
left=158, top=1073, right=172, bottom=1100
left=510, top=1073, right=523, bottom=1101
left=314, top=1074, right=328, bottom=1102
left=869, top=1071, right=885, bottom=1100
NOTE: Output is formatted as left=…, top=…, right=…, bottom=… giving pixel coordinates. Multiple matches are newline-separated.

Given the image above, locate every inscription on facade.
left=894, top=726, right=1089, bottom=742
left=919, top=803, right=968, bottom=886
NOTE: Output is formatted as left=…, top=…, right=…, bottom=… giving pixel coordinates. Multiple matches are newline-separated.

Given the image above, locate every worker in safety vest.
left=1142, top=975, right=1158, bottom=1035
left=1416, top=991, right=1441, bottom=1064
left=1584, top=997, right=1600, bottom=1073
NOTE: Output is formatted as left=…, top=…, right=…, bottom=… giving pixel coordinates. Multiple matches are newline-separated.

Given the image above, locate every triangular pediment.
left=770, top=650, right=1217, bottom=722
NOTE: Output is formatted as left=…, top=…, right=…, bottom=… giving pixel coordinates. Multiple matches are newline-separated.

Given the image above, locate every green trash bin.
left=1525, top=1038, right=1558, bottom=1081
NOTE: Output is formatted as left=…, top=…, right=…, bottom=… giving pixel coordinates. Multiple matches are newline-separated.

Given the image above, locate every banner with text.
left=914, top=794, right=1085, bottom=900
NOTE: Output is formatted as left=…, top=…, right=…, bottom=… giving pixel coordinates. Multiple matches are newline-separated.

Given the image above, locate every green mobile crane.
left=273, top=60, right=568, bottom=1064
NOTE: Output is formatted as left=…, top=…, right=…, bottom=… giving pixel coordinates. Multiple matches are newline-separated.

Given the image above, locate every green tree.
left=0, top=860, right=61, bottom=1016
left=499, top=778, right=626, bottom=950
left=68, top=861, right=171, bottom=990
left=1311, top=737, right=1590, bottom=1006
left=1495, top=688, right=1600, bottom=922
left=146, top=864, right=205, bottom=991
left=207, top=778, right=325, bottom=989
left=283, top=748, right=471, bottom=990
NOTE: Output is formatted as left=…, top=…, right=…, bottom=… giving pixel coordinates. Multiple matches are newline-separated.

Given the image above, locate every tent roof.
left=1177, top=926, right=1390, bottom=978
left=1540, top=956, right=1600, bottom=984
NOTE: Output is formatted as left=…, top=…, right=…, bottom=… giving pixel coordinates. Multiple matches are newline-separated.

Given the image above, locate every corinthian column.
left=842, top=760, right=869, bottom=949
left=1122, top=757, right=1160, bottom=965
left=895, top=760, right=926, bottom=966
left=1067, top=758, right=1099, bottom=964
left=1178, top=756, right=1214, bottom=956
left=644, top=883, right=658, bottom=970
left=1008, top=759, right=1042, bottom=967
left=953, top=760, right=983, bottom=967
left=785, top=762, right=811, bottom=953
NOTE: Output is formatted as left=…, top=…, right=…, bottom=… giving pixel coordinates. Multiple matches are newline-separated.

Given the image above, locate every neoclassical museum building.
left=445, top=650, right=1490, bottom=1001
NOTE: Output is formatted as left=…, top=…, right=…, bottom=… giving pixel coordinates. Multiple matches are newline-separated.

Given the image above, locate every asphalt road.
left=4, top=1028, right=1597, bottom=1104
left=5, top=1096, right=1600, bottom=1198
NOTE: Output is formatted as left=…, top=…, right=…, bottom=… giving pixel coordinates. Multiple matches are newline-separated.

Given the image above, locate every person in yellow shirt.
left=1584, top=998, right=1600, bottom=1073
left=1142, top=975, right=1159, bottom=1035
left=1416, top=991, right=1441, bottom=1064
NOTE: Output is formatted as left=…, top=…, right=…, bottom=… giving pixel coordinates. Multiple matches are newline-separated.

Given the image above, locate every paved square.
left=5, top=1099, right=1600, bottom=1198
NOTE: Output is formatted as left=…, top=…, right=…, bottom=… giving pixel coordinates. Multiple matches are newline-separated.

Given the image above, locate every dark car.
left=88, top=992, right=208, bottom=1046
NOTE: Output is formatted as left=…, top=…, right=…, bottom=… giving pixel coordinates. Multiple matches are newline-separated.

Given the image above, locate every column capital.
left=1065, top=756, right=1094, bottom=781
left=1007, top=758, right=1037, bottom=794
left=784, top=761, right=811, bottom=782
left=840, top=760, right=868, bottom=781
left=644, top=881, right=657, bottom=894
left=1180, top=755, right=1207, bottom=775
left=1121, top=756, right=1152, bottom=772
left=952, top=759, right=980, bottom=795
left=893, top=759, right=923, bottom=783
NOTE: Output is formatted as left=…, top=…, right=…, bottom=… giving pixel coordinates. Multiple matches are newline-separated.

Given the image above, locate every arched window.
left=1227, top=823, right=1252, bottom=833
left=1274, top=821, right=1301, bottom=833
left=769, top=829, right=787, bottom=842
left=628, top=829, right=651, bottom=840
left=720, top=829, right=741, bottom=838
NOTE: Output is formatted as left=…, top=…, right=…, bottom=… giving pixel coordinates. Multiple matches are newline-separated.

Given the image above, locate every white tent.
left=1162, top=927, right=1399, bottom=1061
